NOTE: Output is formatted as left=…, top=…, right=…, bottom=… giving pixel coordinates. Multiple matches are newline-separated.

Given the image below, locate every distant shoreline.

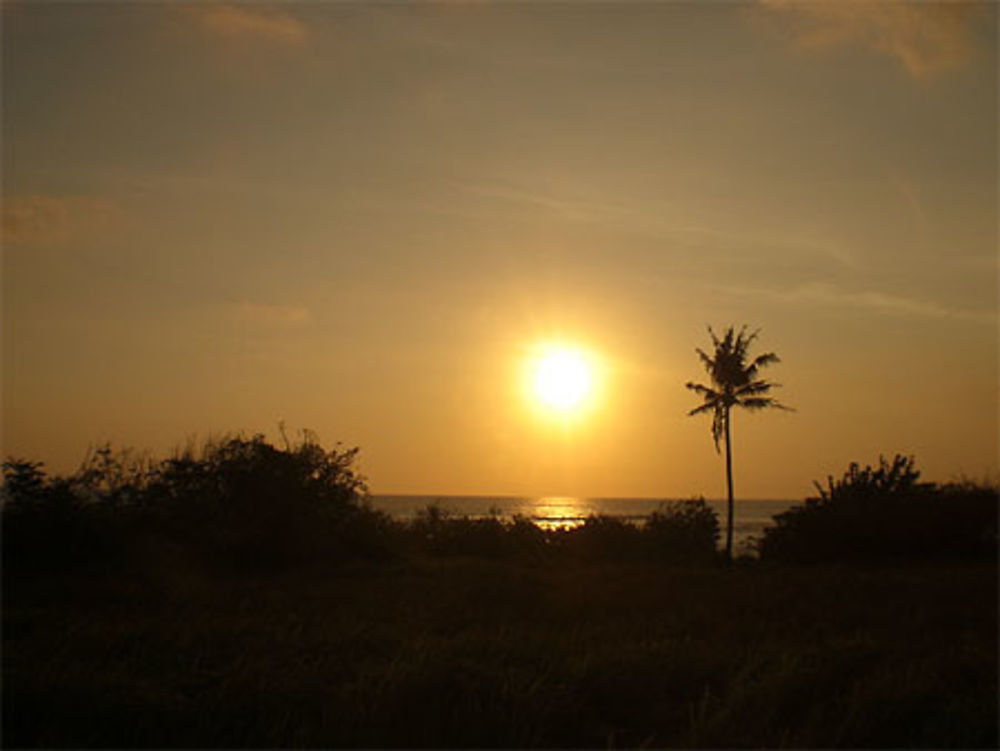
left=367, top=495, right=799, bottom=545
left=370, top=493, right=799, bottom=502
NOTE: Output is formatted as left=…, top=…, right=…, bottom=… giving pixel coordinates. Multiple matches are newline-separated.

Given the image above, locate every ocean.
left=369, top=495, right=799, bottom=554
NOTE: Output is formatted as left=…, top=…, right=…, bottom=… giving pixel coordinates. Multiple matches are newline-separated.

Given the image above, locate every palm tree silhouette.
left=686, top=325, right=792, bottom=562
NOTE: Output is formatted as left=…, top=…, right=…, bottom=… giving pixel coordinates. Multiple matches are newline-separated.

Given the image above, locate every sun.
left=532, top=347, right=593, bottom=412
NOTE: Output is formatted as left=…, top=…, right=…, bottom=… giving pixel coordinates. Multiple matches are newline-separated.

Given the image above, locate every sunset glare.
left=533, top=348, right=593, bottom=413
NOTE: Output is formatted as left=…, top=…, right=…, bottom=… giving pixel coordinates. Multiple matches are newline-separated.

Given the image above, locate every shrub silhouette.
left=2, top=454, right=140, bottom=571
left=758, top=455, right=998, bottom=563
left=409, top=504, right=511, bottom=558
left=403, top=500, right=720, bottom=564
left=3, top=432, right=388, bottom=572
left=550, top=499, right=721, bottom=563
left=644, top=498, right=720, bottom=562
left=406, top=505, right=554, bottom=562
left=147, top=433, right=375, bottom=566
left=560, top=514, right=643, bottom=561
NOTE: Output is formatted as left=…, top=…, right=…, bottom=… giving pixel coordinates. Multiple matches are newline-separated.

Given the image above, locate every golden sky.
left=2, top=2, right=997, bottom=498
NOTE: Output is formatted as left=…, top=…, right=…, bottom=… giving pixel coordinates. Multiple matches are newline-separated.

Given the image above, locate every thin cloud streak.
left=757, top=1, right=983, bottom=79
left=452, top=181, right=858, bottom=272
left=670, top=225, right=859, bottom=270
left=455, top=181, right=638, bottom=222
left=1, top=195, right=125, bottom=247
left=726, top=281, right=996, bottom=324
left=189, top=4, right=308, bottom=45
left=234, top=301, right=312, bottom=326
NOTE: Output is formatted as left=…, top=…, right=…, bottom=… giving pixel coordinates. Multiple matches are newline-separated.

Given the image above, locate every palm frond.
left=688, top=402, right=717, bottom=417
left=734, top=326, right=758, bottom=357
left=751, top=352, right=780, bottom=369
left=685, top=381, right=719, bottom=398
left=739, top=396, right=793, bottom=411
left=695, top=348, right=715, bottom=374
left=734, top=379, right=776, bottom=397
left=706, top=325, right=721, bottom=349
left=720, top=326, right=733, bottom=350
left=746, top=351, right=779, bottom=378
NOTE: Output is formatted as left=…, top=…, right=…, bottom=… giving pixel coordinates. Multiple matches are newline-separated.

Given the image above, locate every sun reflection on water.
left=528, top=496, right=595, bottom=530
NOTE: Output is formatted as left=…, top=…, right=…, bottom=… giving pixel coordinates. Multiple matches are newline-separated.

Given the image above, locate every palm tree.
left=686, top=325, right=791, bottom=562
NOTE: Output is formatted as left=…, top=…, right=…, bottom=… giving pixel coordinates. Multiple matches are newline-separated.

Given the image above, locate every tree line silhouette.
left=3, top=437, right=995, bottom=573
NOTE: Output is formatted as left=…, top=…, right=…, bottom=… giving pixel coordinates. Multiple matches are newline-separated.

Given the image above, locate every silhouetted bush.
left=402, top=500, right=720, bottom=564
left=555, top=500, right=720, bottom=563
left=145, top=432, right=385, bottom=567
left=409, top=504, right=510, bottom=558
left=758, top=455, right=999, bottom=564
left=3, top=432, right=390, bottom=573
left=405, top=505, right=549, bottom=562
left=2, top=455, right=139, bottom=572
left=558, top=514, right=643, bottom=561
left=644, top=498, right=720, bottom=563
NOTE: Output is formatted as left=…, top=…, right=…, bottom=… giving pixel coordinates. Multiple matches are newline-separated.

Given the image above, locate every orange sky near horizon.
left=2, top=2, right=997, bottom=499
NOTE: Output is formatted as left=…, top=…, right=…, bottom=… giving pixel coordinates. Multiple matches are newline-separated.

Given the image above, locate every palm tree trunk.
left=724, top=407, right=734, bottom=563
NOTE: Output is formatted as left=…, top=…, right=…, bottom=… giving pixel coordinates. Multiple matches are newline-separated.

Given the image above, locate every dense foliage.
left=758, top=455, right=998, bottom=563
left=3, top=436, right=723, bottom=572
left=404, top=498, right=719, bottom=563
left=6, top=441, right=997, bottom=572
left=2, top=433, right=387, bottom=572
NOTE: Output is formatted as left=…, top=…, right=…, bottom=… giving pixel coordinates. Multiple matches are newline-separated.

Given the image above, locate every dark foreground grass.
left=4, top=558, right=997, bottom=748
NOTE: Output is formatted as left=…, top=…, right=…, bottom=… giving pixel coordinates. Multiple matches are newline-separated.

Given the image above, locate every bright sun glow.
left=533, top=347, right=593, bottom=412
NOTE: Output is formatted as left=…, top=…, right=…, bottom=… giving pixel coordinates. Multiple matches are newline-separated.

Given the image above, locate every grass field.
left=4, top=557, right=996, bottom=748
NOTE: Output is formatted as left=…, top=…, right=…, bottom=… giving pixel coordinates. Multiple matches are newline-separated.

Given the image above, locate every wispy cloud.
left=456, top=181, right=637, bottom=223
left=727, top=281, right=995, bottom=323
left=449, top=180, right=860, bottom=275
left=756, top=1, right=984, bottom=79
left=234, top=301, right=311, bottom=326
left=670, top=224, right=859, bottom=270
left=189, top=4, right=308, bottom=45
left=1, top=194, right=125, bottom=247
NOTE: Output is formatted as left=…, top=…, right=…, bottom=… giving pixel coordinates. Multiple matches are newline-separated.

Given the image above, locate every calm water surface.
left=370, top=495, right=798, bottom=553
